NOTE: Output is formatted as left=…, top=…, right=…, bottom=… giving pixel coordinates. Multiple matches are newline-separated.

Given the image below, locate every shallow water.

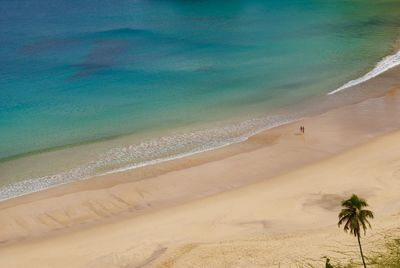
left=1, top=0, right=400, bottom=199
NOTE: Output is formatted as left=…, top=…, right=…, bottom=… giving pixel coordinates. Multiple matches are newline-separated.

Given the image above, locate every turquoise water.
left=1, top=0, right=400, bottom=199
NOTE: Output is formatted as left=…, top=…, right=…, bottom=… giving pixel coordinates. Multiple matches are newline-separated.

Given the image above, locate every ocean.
left=1, top=0, right=400, bottom=199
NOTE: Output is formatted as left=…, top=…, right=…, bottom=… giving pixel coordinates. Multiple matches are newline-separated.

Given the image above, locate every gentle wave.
left=0, top=113, right=299, bottom=201
left=328, top=49, right=400, bottom=95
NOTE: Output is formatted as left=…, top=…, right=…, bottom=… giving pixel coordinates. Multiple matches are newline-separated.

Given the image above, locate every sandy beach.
left=3, top=1, right=400, bottom=267
left=1, top=66, right=400, bottom=266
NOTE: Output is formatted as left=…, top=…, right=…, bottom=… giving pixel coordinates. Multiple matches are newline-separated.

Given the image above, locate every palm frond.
left=338, top=194, right=373, bottom=237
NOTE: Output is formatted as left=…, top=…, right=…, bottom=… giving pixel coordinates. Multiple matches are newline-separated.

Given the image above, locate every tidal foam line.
left=0, top=114, right=299, bottom=201
left=328, top=50, right=400, bottom=95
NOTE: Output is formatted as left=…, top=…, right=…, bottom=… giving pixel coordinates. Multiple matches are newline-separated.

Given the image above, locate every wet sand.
left=1, top=67, right=400, bottom=267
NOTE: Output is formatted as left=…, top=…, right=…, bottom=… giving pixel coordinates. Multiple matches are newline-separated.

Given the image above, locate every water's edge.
left=329, top=49, right=400, bottom=95
left=1, top=47, right=400, bottom=202
left=0, top=115, right=297, bottom=201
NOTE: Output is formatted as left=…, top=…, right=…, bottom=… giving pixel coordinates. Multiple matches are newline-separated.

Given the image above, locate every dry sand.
left=1, top=69, right=400, bottom=267
left=1, top=121, right=400, bottom=267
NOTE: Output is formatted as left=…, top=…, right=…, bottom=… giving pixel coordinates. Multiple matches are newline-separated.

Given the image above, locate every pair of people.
left=300, top=126, right=305, bottom=134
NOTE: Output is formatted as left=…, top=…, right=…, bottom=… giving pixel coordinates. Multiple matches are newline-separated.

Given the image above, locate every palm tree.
left=338, top=194, right=374, bottom=268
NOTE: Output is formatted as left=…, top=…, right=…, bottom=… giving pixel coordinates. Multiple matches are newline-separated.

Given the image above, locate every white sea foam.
left=5, top=50, right=400, bottom=201
left=328, top=50, right=400, bottom=95
left=0, top=113, right=300, bottom=201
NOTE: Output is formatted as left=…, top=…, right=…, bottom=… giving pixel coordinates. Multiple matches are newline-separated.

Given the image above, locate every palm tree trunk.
left=357, top=233, right=367, bottom=268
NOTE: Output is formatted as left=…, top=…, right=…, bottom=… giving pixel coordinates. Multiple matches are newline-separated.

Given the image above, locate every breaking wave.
left=0, top=113, right=299, bottom=201
left=328, top=50, right=400, bottom=95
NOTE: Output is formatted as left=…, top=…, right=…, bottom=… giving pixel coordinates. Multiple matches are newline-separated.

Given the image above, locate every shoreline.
left=0, top=64, right=400, bottom=267
left=328, top=48, right=400, bottom=95
left=2, top=113, right=400, bottom=267
left=0, top=43, right=400, bottom=202
left=2, top=60, right=400, bottom=201
left=1, top=62, right=400, bottom=245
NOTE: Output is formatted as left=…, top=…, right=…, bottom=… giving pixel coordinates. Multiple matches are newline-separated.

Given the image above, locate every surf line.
left=328, top=50, right=400, bottom=95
